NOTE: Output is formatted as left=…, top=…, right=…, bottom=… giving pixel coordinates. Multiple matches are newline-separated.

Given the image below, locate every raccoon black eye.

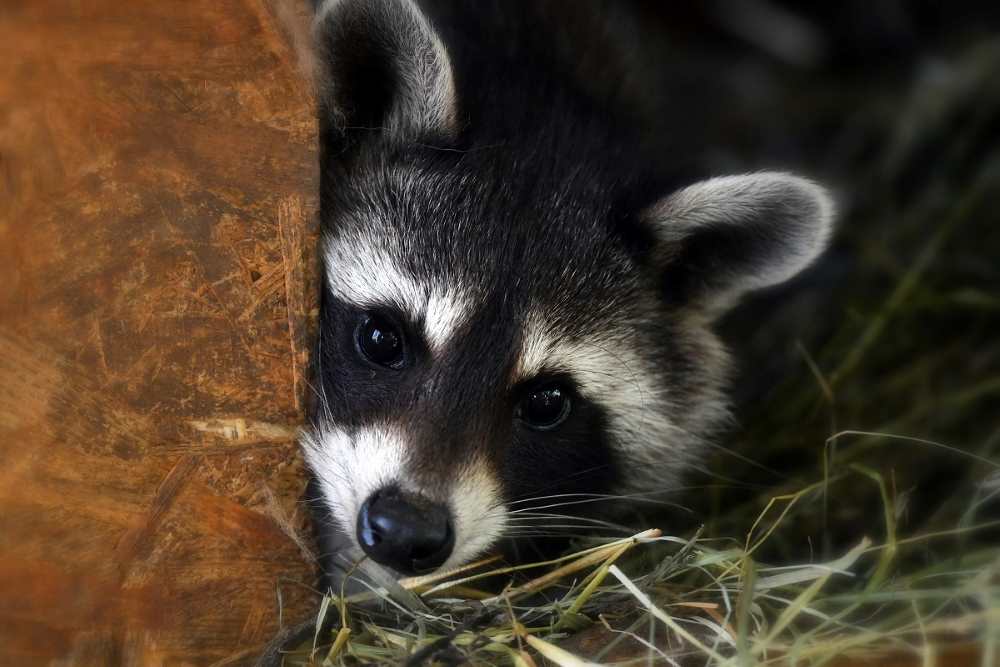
left=518, top=385, right=571, bottom=430
left=356, top=314, right=405, bottom=368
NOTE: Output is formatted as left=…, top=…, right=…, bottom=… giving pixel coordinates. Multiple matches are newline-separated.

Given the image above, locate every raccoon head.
left=303, top=0, right=834, bottom=577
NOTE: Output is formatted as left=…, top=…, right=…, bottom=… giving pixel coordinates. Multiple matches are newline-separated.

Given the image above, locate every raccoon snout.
left=356, top=487, right=455, bottom=575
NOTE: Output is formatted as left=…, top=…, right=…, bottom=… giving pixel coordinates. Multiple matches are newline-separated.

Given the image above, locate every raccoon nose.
left=357, top=488, right=454, bottom=575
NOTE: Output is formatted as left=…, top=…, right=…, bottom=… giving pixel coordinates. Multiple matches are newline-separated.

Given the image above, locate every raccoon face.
left=303, top=0, right=834, bottom=577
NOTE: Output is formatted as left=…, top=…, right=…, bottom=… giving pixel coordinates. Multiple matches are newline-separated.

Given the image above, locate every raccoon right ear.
left=644, top=172, right=835, bottom=317
left=312, top=0, right=458, bottom=152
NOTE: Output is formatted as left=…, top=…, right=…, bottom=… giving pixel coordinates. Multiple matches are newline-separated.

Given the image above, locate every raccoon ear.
left=645, top=172, right=835, bottom=316
left=313, top=0, right=457, bottom=149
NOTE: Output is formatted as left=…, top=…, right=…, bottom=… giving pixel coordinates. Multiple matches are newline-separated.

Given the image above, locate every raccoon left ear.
left=312, top=0, right=458, bottom=151
left=645, top=172, right=835, bottom=315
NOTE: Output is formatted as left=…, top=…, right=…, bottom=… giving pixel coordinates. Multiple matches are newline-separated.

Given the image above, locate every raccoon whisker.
left=310, top=334, right=337, bottom=425
left=511, top=514, right=634, bottom=532
left=503, top=526, right=629, bottom=535
left=505, top=485, right=735, bottom=508
left=340, top=124, right=391, bottom=133
left=502, top=529, right=626, bottom=540
left=509, top=514, right=620, bottom=528
left=414, top=141, right=506, bottom=153
left=677, top=463, right=762, bottom=492
left=503, top=528, right=631, bottom=540
left=649, top=417, right=784, bottom=480
left=509, top=495, right=686, bottom=513
left=505, top=512, right=611, bottom=520
left=502, top=525, right=608, bottom=532
left=302, top=378, right=334, bottom=428
left=506, top=490, right=642, bottom=506
left=504, top=513, right=636, bottom=532
left=502, top=534, right=593, bottom=541
left=691, top=452, right=786, bottom=481
left=508, top=490, right=692, bottom=512
left=506, top=510, right=622, bottom=521
left=505, top=462, right=618, bottom=503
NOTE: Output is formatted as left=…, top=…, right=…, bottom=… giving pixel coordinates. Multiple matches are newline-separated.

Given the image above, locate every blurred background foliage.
left=639, top=1, right=1000, bottom=563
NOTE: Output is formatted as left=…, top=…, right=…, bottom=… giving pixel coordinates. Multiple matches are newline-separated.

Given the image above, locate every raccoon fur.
left=301, top=0, right=835, bottom=583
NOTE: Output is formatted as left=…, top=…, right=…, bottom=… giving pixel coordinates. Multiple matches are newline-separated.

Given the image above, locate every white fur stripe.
left=423, top=289, right=469, bottom=352
left=443, top=465, right=507, bottom=570
left=301, top=424, right=406, bottom=541
left=325, top=237, right=422, bottom=313
left=325, top=237, right=471, bottom=354
left=514, top=315, right=690, bottom=486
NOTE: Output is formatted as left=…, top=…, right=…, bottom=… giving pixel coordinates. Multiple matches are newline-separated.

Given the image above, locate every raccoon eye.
left=356, top=313, right=405, bottom=368
left=518, top=385, right=571, bottom=430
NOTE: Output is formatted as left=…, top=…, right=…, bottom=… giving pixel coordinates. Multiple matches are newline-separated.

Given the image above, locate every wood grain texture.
left=0, top=1, right=319, bottom=664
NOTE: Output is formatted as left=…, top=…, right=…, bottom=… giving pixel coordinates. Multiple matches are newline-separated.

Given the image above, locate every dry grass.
left=275, top=459, right=998, bottom=665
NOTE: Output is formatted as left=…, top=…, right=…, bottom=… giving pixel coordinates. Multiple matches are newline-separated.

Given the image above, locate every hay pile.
left=275, top=463, right=996, bottom=665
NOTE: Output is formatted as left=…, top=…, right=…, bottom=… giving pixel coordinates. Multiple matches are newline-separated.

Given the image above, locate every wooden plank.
left=0, top=0, right=319, bottom=664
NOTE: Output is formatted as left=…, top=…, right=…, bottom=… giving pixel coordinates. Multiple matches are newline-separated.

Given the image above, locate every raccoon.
left=302, top=0, right=834, bottom=581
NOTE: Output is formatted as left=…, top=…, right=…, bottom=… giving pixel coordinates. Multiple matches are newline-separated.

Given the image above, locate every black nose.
left=357, top=488, right=454, bottom=575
